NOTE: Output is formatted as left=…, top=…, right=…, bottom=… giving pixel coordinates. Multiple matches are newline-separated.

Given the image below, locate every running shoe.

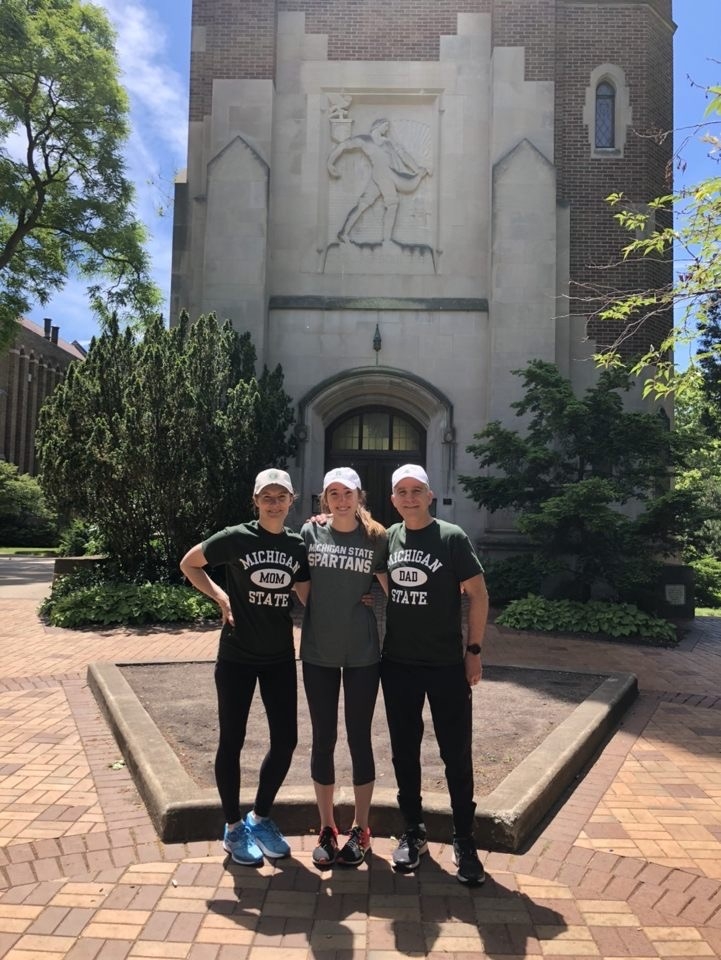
left=312, top=825, right=338, bottom=868
left=391, top=823, right=428, bottom=870
left=452, top=836, right=485, bottom=885
left=222, top=821, right=263, bottom=866
left=337, top=825, right=371, bottom=866
left=243, top=813, right=291, bottom=859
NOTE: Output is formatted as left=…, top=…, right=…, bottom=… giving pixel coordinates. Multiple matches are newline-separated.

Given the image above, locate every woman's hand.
left=216, top=591, right=234, bottom=626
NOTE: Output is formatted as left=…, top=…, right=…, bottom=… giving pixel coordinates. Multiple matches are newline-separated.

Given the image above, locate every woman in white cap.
left=180, top=468, right=310, bottom=867
left=300, top=467, right=388, bottom=868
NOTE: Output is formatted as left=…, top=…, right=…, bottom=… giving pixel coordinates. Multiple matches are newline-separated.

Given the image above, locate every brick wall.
left=190, top=0, right=277, bottom=121
left=493, top=0, right=557, bottom=81
left=0, top=321, right=82, bottom=475
left=555, top=2, right=674, bottom=356
left=190, top=0, right=501, bottom=119
left=278, top=0, right=491, bottom=62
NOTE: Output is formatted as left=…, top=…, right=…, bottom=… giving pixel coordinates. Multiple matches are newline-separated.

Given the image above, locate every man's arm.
left=461, top=573, right=489, bottom=686
left=180, top=544, right=234, bottom=626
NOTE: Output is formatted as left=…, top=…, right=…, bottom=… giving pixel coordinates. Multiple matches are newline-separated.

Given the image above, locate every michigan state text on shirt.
left=307, top=541, right=376, bottom=573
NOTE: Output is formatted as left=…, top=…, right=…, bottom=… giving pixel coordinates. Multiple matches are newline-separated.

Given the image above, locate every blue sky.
left=24, top=0, right=720, bottom=347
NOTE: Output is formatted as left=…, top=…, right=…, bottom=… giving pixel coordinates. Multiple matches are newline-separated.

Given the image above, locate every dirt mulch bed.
left=122, top=661, right=605, bottom=799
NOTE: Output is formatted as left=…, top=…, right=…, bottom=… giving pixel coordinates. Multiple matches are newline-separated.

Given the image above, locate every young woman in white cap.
left=300, top=467, right=388, bottom=868
left=180, top=468, right=310, bottom=867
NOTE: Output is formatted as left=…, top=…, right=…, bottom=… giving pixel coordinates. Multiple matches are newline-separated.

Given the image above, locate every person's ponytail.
left=355, top=493, right=386, bottom=542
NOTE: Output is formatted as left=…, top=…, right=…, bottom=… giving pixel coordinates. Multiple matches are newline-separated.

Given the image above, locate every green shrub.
left=57, top=519, right=108, bottom=557
left=496, top=595, right=677, bottom=646
left=0, top=461, right=58, bottom=547
left=460, top=361, right=699, bottom=603
left=40, top=579, right=218, bottom=628
left=690, top=556, right=721, bottom=608
left=482, top=554, right=546, bottom=606
left=37, top=313, right=296, bottom=583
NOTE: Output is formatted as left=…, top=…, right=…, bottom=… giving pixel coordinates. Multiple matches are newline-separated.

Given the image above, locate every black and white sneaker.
left=337, top=825, right=371, bottom=866
left=392, top=824, right=428, bottom=870
left=312, top=826, right=338, bottom=869
left=452, top=836, right=485, bottom=885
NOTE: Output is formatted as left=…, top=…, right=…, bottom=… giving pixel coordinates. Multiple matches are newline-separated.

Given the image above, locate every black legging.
left=214, top=657, right=297, bottom=823
left=381, top=658, right=476, bottom=837
left=302, top=661, right=380, bottom=786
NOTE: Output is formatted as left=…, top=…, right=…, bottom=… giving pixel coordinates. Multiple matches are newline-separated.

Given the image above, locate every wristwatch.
left=465, top=643, right=482, bottom=655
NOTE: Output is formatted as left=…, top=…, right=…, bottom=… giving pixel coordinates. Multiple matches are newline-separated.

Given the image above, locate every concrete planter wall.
left=53, top=555, right=108, bottom=583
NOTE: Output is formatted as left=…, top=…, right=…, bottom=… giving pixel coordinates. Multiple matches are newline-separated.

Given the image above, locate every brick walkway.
left=1, top=580, right=721, bottom=958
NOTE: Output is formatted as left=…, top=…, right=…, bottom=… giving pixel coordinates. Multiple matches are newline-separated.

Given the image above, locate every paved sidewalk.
left=1, top=580, right=721, bottom=958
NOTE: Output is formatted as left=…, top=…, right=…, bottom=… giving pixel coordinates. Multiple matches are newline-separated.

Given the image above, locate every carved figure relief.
left=328, top=117, right=431, bottom=244
left=320, top=104, right=436, bottom=273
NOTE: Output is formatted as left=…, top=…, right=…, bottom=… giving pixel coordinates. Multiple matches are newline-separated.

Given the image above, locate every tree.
left=697, top=294, right=721, bottom=431
left=593, top=83, right=721, bottom=399
left=673, top=377, right=721, bottom=560
left=0, top=0, right=160, bottom=350
left=35, top=313, right=296, bottom=581
left=0, top=460, right=57, bottom=546
left=459, top=360, right=699, bottom=602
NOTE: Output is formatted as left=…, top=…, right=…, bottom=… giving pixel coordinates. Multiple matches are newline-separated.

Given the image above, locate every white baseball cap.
left=253, top=468, right=294, bottom=496
left=323, top=466, right=362, bottom=491
left=391, top=464, right=430, bottom=489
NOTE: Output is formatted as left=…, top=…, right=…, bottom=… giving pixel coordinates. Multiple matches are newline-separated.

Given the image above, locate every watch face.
left=466, top=643, right=481, bottom=655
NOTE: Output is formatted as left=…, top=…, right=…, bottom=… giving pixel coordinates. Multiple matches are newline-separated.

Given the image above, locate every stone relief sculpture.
left=326, top=92, right=352, bottom=121
left=327, top=118, right=431, bottom=247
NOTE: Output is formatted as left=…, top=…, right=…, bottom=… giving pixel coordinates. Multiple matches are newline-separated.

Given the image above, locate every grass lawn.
left=697, top=607, right=721, bottom=617
left=0, top=547, right=59, bottom=556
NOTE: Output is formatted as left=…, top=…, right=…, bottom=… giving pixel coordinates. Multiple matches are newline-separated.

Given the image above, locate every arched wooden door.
left=325, top=407, right=426, bottom=527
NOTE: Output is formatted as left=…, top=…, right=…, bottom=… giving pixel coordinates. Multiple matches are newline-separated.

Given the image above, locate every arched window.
left=584, top=65, right=630, bottom=157
left=595, top=81, right=616, bottom=148
left=328, top=408, right=422, bottom=453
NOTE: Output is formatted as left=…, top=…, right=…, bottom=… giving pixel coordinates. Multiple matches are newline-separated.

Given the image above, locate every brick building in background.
left=171, top=0, right=674, bottom=543
left=0, top=319, right=85, bottom=476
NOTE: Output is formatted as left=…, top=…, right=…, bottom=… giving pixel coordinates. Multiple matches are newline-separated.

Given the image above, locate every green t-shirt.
left=384, top=518, right=484, bottom=666
left=202, top=520, right=310, bottom=665
left=300, top=522, right=388, bottom=667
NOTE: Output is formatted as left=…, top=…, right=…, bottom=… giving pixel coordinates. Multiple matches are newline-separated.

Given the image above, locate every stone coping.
left=268, top=295, right=489, bottom=312
left=87, top=660, right=637, bottom=849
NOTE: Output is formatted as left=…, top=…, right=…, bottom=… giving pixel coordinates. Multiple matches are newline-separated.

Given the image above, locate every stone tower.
left=171, top=0, right=674, bottom=541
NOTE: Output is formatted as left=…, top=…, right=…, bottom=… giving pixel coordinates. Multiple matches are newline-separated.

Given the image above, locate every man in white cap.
left=381, top=463, right=489, bottom=885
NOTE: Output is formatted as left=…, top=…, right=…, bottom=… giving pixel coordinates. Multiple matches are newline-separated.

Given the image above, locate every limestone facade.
left=171, top=0, right=674, bottom=541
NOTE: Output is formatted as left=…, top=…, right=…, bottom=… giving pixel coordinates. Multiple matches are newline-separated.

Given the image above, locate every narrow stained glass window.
left=595, top=81, right=615, bottom=148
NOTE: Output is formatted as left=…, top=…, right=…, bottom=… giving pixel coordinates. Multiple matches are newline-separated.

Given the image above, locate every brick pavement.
left=1, top=584, right=721, bottom=958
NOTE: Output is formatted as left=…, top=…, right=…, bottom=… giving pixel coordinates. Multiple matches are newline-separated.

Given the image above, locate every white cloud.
left=99, top=0, right=188, bottom=164
left=95, top=0, right=189, bottom=318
